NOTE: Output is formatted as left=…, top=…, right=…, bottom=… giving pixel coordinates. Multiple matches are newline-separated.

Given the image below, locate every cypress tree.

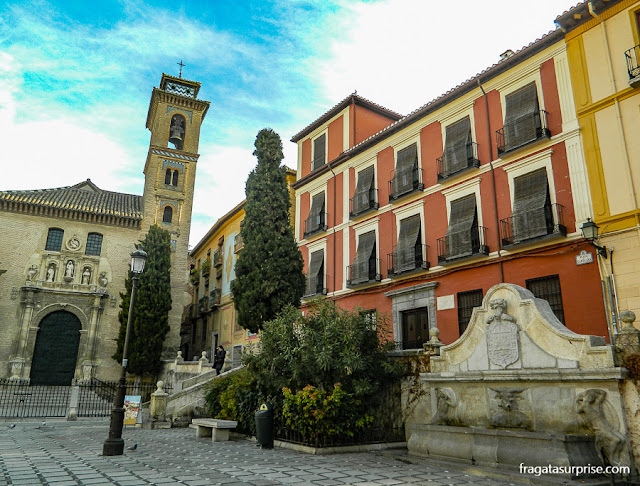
left=231, top=128, right=305, bottom=333
left=113, top=225, right=172, bottom=376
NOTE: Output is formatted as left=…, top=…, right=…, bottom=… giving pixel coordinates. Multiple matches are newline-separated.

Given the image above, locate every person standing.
left=213, top=345, right=226, bottom=375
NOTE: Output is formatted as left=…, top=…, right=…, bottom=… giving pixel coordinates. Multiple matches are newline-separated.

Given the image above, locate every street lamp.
left=103, top=248, right=147, bottom=456
left=580, top=218, right=608, bottom=258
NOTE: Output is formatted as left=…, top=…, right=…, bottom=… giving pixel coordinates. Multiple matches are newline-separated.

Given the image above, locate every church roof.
left=0, top=179, right=143, bottom=221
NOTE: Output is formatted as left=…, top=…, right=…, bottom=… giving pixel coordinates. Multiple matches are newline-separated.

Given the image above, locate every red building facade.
left=292, top=30, right=609, bottom=348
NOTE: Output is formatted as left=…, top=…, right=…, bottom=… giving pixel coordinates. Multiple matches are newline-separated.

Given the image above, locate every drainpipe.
left=328, top=161, right=337, bottom=302
left=351, top=95, right=356, bottom=148
left=477, top=80, right=504, bottom=283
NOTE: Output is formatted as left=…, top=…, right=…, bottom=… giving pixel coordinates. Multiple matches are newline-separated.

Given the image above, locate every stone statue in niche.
left=486, top=298, right=519, bottom=369
left=430, top=388, right=459, bottom=426
left=64, top=260, right=75, bottom=278
left=98, top=272, right=108, bottom=288
left=489, top=388, right=532, bottom=430
left=27, top=265, right=39, bottom=282
left=576, top=389, right=628, bottom=468
left=46, top=264, right=56, bottom=282
left=81, top=267, right=91, bottom=285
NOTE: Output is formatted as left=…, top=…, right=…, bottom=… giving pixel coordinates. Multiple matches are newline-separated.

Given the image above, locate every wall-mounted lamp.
left=580, top=218, right=608, bottom=258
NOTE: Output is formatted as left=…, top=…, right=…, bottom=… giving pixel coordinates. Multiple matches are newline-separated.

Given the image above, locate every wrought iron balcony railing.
left=388, top=167, right=424, bottom=201
left=496, top=110, right=550, bottom=156
left=500, top=203, right=566, bottom=247
left=625, top=44, right=640, bottom=87
left=303, top=274, right=328, bottom=297
left=213, top=251, right=222, bottom=267
left=198, top=296, right=209, bottom=315
left=209, top=288, right=221, bottom=307
left=387, top=244, right=430, bottom=276
left=349, top=188, right=379, bottom=218
left=437, top=225, right=489, bottom=264
left=346, top=259, right=382, bottom=288
left=436, top=142, right=479, bottom=181
left=303, top=212, right=328, bottom=238
left=234, top=234, right=244, bottom=253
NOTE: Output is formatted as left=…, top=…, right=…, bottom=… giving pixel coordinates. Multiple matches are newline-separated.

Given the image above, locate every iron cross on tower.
left=177, top=60, right=186, bottom=78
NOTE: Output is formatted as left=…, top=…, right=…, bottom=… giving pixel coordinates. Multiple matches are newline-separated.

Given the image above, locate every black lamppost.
left=103, top=248, right=147, bottom=456
left=581, top=218, right=608, bottom=258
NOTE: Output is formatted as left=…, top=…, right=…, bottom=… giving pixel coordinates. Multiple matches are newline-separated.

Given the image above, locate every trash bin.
left=255, top=402, right=273, bottom=449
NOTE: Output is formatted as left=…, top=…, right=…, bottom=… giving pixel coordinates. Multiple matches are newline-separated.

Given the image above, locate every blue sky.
left=1, top=0, right=579, bottom=247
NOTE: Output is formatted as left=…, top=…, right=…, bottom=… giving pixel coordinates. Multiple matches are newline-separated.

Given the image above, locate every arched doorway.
left=30, top=311, right=81, bottom=385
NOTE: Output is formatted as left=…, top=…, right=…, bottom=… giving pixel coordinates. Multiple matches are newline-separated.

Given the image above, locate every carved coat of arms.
left=486, top=298, right=519, bottom=368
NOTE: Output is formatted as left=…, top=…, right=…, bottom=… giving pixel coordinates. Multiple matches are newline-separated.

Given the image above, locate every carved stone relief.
left=66, top=236, right=81, bottom=251
left=430, top=387, right=459, bottom=426
left=489, top=388, right=532, bottom=430
left=486, top=298, right=519, bottom=369
left=576, top=389, right=629, bottom=468
left=27, top=264, right=39, bottom=282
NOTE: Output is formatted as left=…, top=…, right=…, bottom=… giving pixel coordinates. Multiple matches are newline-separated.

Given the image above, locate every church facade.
left=0, top=73, right=209, bottom=384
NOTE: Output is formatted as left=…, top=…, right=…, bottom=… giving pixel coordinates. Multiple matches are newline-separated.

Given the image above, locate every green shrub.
left=203, top=368, right=259, bottom=435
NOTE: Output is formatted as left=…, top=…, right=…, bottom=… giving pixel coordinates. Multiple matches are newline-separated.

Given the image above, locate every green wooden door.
left=30, top=311, right=81, bottom=386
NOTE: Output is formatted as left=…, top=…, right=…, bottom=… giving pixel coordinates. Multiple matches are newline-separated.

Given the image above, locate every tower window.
left=45, top=228, right=64, bottom=251
left=163, top=206, right=173, bottom=223
left=172, top=170, right=179, bottom=186
left=164, top=169, right=179, bottom=187
left=169, top=115, right=186, bottom=151
left=165, top=169, right=172, bottom=185
left=85, top=233, right=103, bottom=256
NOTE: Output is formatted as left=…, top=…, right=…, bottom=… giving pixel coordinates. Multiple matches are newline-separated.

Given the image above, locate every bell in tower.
left=169, top=115, right=185, bottom=150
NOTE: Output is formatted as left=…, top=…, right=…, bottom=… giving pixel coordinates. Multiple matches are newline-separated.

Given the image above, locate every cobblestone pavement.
left=0, top=420, right=525, bottom=486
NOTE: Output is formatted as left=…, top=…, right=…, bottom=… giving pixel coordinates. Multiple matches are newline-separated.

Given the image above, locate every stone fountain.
left=408, top=283, right=633, bottom=478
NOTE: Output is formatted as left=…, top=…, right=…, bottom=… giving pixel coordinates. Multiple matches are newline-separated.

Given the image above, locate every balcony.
left=625, top=45, right=640, bottom=88
left=201, top=258, right=211, bottom=278
left=209, top=288, right=221, bottom=307
left=387, top=245, right=430, bottom=277
left=213, top=250, right=222, bottom=267
left=303, top=212, right=328, bottom=239
left=234, top=234, right=244, bottom=253
left=496, top=110, right=550, bottom=156
left=346, top=259, right=382, bottom=288
left=349, top=189, right=379, bottom=219
left=436, top=142, right=479, bottom=181
left=500, top=203, right=566, bottom=247
left=437, top=225, right=489, bottom=264
left=388, top=167, right=423, bottom=201
left=303, top=274, right=328, bottom=298
left=198, top=296, right=209, bottom=315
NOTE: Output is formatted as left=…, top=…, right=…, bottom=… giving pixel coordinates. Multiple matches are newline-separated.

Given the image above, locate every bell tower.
left=142, top=73, right=210, bottom=352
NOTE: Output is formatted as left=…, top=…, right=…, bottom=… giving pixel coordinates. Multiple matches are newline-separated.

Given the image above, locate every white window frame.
left=311, top=129, right=329, bottom=170
left=499, top=72, right=546, bottom=124
left=393, top=199, right=426, bottom=248
left=503, top=147, right=558, bottom=213
left=393, top=134, right=422, bottom=171
left=306, top=238, right=327, bottom=294
left=439, top=106, right=477, bottom=148
left=442, top=177, right=483, bottom=229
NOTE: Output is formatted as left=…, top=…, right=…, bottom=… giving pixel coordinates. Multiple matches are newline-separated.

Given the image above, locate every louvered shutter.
left=511, top=169, right=550, bottom=242
left=350, top=231, right=376, bottom=285
left=445, top=195, right=477, bottom=259
left=306, top=193, right=325, bottom=234
left=306, top=250, right=324, bottom=295
left=394, top=215, right=421, bottom=273
left=353, top=166, right=375, bottom=215
left=392, top=144, right=418, bottom=196
left=313, top=135, right=326, bottom=171
left=443, top=117, right=472, bottom=177
left=503, top=83, right=540, bottom=150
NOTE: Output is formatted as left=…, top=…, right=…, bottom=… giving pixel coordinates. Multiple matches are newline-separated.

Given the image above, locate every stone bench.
left=192, top=418, right=238, bottom=442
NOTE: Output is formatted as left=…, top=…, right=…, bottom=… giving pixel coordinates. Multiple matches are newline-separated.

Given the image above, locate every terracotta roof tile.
left=0, top=179, right=143, bottom=220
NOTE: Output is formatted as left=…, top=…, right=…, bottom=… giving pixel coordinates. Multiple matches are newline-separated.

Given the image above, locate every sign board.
left=123, top=395, right=141, bottom=426
left=575, top=250, right=594, bottom=266
left=437, top=295, right=455, bottom=311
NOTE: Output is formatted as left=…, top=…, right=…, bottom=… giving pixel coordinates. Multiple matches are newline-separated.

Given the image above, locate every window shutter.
left=313, top=135, right=326, bottom=171
left=443, top=117, right=472, bottom=177
left=306, top=250, right=324, bottom=295
left=353, top=166, right=375, bottom=215
left=307, top=193, right=325, bottom=234
left=503, top=82, right=540, bottom=150
left=511, top=169, right=550, bottom=242
left=394, top=214, right=421, bottom=273
left=350, top=231, right=376, bottom=284
left=392, top=143, right=418, bottom=196
left=445, top=195, right=477, bottom=259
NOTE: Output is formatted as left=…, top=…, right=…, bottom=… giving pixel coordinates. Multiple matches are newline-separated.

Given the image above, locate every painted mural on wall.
left=221, top=231, right=237, bottom=297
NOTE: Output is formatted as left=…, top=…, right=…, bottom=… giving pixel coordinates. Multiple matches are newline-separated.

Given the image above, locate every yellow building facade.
left=558, top=0, right=640, bottom=325
left=182, top=169, right=296, bottom=369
